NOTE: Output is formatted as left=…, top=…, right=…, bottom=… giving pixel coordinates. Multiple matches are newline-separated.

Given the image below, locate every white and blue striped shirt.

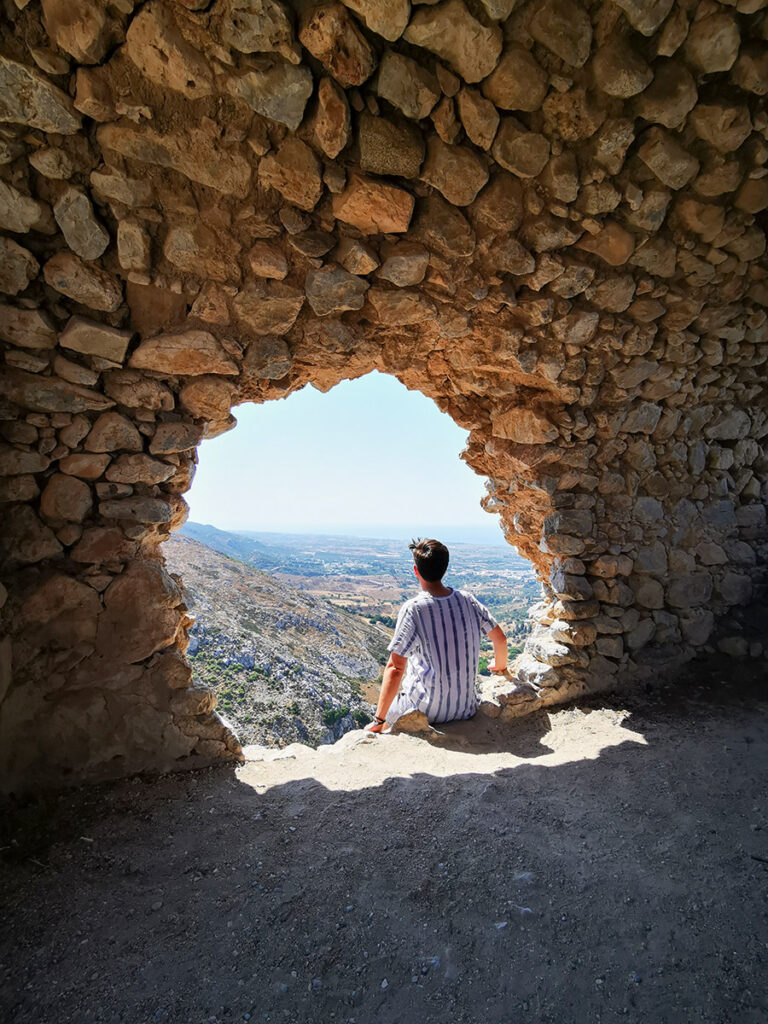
left=386, top=589, right=498, bottom=724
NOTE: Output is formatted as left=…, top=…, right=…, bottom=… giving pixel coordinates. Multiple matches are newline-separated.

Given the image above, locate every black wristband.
left=374, top=715, right=386, bottom=725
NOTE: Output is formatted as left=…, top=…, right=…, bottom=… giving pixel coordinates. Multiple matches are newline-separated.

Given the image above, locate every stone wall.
left=0, top=0, right=766, bottom=791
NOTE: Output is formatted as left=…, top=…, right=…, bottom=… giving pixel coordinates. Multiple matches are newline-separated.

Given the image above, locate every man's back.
left=387, top=588, right=498, bottom=723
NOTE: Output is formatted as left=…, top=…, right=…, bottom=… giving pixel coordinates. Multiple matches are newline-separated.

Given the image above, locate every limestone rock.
left=98, top=496, right=174, bottom=524
left=85, top=412, right=143, bottom=453
left=0, top=445, right=50, bottom=475
left=733, top=45, right=768, bottom=97
left=492, top=237, right=535, bottom=275
left=130, top=330, right=240, bottom=376
left=233, top=281, right=304, bottom=335
left=689, top=104, right=751, bottom=154
left=312, top=77, right=351, bottom=160
left=126, top=3, right=213, bottom=98
left=43, top=252, right=123, bottom=311
left=98, top=122, right=252, bottom=198
left=0, top=367, right=115, bottom=413
left=420, top=136, right=489, bottom=207
left=340, top=0, right=409, bottom=41
left=97, top=561, right=182, bottom=663
left=40, top=473, right=92, bottom=522
left=59, top=453, right=111, bottom=479
left=305, top=265, right=369, bottom=316
left=492, top=120, right=550, bottom=178
left=299, top=3, right=375, bottom=87
left=258, top=138, right=323, bottom=211
left=0, top=56, right=81, bottom=133
left=103, top=370, right=174, bottom=411
left=117, top=219, right=151, bottom=274
left=0, top=305, right=56, bottom=350
left=491, top=406, right=558, bottom=444
left=685, top=13, right=739, bottom=74
left=332, top=175, right=414, bottom=234
left=470, top=173, right=524, bottom=233
left=219, top=0, right=300, bottom=65
left=29, top=147, right=74, bottom=180
left=576, top=221, right=634, bottom=266
left=242, top=336, right=292, bottom=379
left=90, top=168, right=153, bottom=208
left=593, top=37, right=652, bottom=98
left=413, top=194, right=475, bottom=257
left=0, top=506, right=63, bottom=566
left=106, top=454, right=176, bottom=485
left=404, top=1, right=502, bottom=84
left=456, top=89, right=499, bottom=151
left=359, top=112, right=424, bottom=178
left=227, top=64, right=313, bottom=131
left=529, top=0, right=592, bottom=68
left=41, top=0, right=118, bottom=64
left=163, top=223, right=241, bottom=283
left=367, top=288, right=435, bottom=325
left=248, top=242, right=288, bottom=280
left=637, top=128, right=699, bottom=190
left=377, top=242, right=429, bottom=287
left=60, top=317, right=133, bottom=366
left=376, top=52, right=440, bottom=121
left=53, top=187, right=110, bottom=261
left=481, top=45, right=548, bottom=112
left=612, top=0, right=673, bottom=36
left=0, top=181, right=51, bottom=234
left=542, top=88, right=605, bottom=142
left=149, top=421, right=203, bottom=454
left=336, top=238, right=379, bottom=275
left=633, top=62, right=696, bottom=130
left=0, top=238, right=38, bottom=295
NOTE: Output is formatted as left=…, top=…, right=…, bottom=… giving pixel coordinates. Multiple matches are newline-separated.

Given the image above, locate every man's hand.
left=364, top=720, right=387, bottom=734
left=487, top=661, right=509, bottom=675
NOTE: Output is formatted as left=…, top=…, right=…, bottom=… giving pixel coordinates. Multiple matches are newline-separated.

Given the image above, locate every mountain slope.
left=164, top=534, right=389, bottom=746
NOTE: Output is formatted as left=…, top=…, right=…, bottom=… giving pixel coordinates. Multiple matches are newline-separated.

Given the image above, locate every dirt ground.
left=2, top=668, right=767, bottom=1024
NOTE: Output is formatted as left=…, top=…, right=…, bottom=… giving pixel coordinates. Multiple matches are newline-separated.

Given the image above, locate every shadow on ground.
left=1, top=671, right=767, bottom=1024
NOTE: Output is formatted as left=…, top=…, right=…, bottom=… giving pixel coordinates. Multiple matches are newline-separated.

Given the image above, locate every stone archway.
left=1, top=0, right=767, bottom=791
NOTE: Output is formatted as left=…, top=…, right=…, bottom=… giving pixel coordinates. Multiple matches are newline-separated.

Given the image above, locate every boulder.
left=98, top=121, right=251, bottom=198
left=340, top=0, right=409, bottom=41
left=258, top=138, right=323, bottom=211
left=0, top=181, right=51, bottom=234
left=335, top=238, right=379, bottom=275
left=404, top=0, right=502, bottom=84
left=312, top=77, right=351, bottom=160
left=98, top=497, right=174, bottom=523
left=633, top=62, right=696, bottom=130
left=0, top=506, right=63, bottom=566
left=576, top=221, right=634, bottom=266
left=491, top=406, right=558, bottom=444
left=299, top=3, right=375, bottom=87
left=413, top=194, right=475, bottom=257
left=179, top=377, right=235, bottom=420
left=377, top=243, right=429, bottom=287
left=482, top=45, right=548, bottom=112
left=59, top=453, right=111, bottom=479
left=219, top=0, right=300, bottom=64
left=376, top=51, right=440, bottom=121
left=59, top=317, right=132, bottom=363
left=0, top=367, right=115, bottom=413
left=126, top=3, right=214, bottom=97
left=248, top=242, right=288, bottom=280
left=685, top=13, right=739, bottom=74
left=227, top=64, right=313, bottom=132
left=0, top=445, right=50, bottom=475
left=40, top=473, right=92, bottom=522
left=689, top=103, right=752, bottom=154
left=233, top=281, right=304, bottom=335
left=85, top=412, right=143, bottom=453
left=529, top=0, right=592, bottom=68
left=492, top=119, right=550, bottom=178
left=0, top=56, right=81, bottom=133
left=90, top=169, right=153, bottom=208
left=593, top=37, right=652, bottom=98
left=637, top=128, right=699, bottom=190
left=106, top=455, right=176, bottom=485
left=367, top=288, right=435, bottom=325
left=97, top=561, right=182, bottom=663
left=103, top=370, right=174, bottom=411
left=117, top=220, right=151, bottom=274
left=359, top=112, right=424, bottom=178
left=130, top=330, right=240, bottom=376
left=305, top=266, right=369, bottom=316
left=456, top=89, right=499, bottom=150
left=0, top=305, right=57, bottom=350
left=0, top=238, right=38, bottom=296
left=149, top=421, right=203, bottom=454
left=242, top=336, right=293, bottom=379
left=332, top=175, right=414, bottom=234
left=420, top=137, right=489, bottom=207
left=43, top=252, right=122, bottom=311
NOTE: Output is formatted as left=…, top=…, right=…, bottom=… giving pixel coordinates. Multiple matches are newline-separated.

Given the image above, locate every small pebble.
left=381, top=979, right=388, bottom=990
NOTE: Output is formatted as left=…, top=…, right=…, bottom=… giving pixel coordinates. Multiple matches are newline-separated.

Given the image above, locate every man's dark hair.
left=409, top=538, right=450, bottom=582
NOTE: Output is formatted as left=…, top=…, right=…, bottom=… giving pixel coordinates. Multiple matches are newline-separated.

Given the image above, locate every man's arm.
left=365, top=651, right=407, bottom=733
left=487, top=625, right=508, bottom=673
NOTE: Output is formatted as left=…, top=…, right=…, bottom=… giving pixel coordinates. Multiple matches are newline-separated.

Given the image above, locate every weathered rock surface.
left=1, top=0, right=768, bottom=792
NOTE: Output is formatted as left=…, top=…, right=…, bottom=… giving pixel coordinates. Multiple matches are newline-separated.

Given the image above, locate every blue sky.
left=186, top=371, right=506, bottom=544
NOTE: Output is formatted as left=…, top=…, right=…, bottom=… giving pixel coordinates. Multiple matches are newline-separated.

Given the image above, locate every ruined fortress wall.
left=0, top=0, right=766, bottom=791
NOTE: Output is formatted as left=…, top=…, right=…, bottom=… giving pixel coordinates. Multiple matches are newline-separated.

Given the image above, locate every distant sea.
left=230, top=524, right=511, bottom=548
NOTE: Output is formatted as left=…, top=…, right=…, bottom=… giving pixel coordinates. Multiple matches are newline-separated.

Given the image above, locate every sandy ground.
left=2, top=668, right=767, bottom=1024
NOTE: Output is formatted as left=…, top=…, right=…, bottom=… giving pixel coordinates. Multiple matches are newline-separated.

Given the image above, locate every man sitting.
left=366, top=538, right=508, bottom=733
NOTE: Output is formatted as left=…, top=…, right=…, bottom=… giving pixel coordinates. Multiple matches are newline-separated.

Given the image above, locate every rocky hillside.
left=164, top=534, right=389, bottom=747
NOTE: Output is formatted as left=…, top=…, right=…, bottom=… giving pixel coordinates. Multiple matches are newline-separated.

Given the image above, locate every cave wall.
left=1, top=0, right=767, bottom=791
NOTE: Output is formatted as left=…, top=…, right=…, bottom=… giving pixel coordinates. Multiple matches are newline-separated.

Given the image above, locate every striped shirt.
left=386, top=589, right=498, bottom=725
